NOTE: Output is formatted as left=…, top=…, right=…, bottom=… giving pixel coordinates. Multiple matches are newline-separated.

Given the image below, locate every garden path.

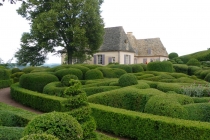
left=0, top=88, right=129, bottom=140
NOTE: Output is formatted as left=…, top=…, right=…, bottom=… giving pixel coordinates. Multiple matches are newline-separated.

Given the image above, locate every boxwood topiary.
left=130, top=64, right=144, bottom=73
left=55, top=68, right=83, bottom=80
left=108, top=64, right=132, bottom=73
left=186, top=58, right=201, bottom=67
left=0, top=69, right=10, bottom=80
left=11, top=68, right=21, bottom=74
left=20, top=133, right=59, bottom=140
left=147, top=61, right=173, bottom=72
left=23, top=111, right=83, bottom=140
left=22, top=67, right=36, bottom=73
left=19, top=73, right=59, bottom=93
left=61, top=74, right=78, bottom=86
left=118, top=73, right=138, bottom=87
left=188, top=66, right=202, bottom=76
left=10, top=72, right=25, bottom=83
left=43, top=82, right=67, bottom=96
left=85, top=69, right=103, bottom=80
left=173, top=64, right=188, bottom=74
left=204, top=73, right=210, bottom=82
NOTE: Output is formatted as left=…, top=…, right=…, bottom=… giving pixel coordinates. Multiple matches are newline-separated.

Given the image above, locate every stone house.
left=61, top=26, right=168, bottom=65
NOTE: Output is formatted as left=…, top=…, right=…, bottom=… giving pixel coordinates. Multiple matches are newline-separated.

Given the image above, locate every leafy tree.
left=0, top=0, right=24, bottom=6
left=168, top=52, right=178, bottom=59
left=15, top=0, right=104, bottom=65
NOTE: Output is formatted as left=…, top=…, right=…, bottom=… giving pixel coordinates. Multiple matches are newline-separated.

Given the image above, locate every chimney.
left=127, top=32, right=133, bottom=35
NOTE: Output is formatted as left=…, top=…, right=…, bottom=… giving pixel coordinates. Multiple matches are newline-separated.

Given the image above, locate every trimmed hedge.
left=188, top=66, right=202, bottom=76
left=83, top=86, right=120, bottom=96
left=61, top=74, right=78, bottom=86
left=55, top=68, right=83, bottom=80
left=88, top=87, right=165, bottom=112
left=0, top=69, right=10, bottom=80
left=10, top=72, right=25, bottom=83
left=108, top=64, right=132, bottom=73
left=21, top=67, right=36, bottom=73
left=0, top=126, right=24, bottom=140
left=21, top=134, right=59, bottom=140
left=173, top=64, right=188, bottom=74
left=19, top=73, right=59, bottom=93
left=85, top=69, right=103, bottom=80
left=186, top=58, right=201, bottom=67
left=0, top=79, right=13, bottom=89
left=43, top=82, right=67, bottom=97
left=118, top=73, right=138, bottom=87
left=147, top=61, right=173, bottom=72
left=90, top=103, right=210, bottom=140
left=130, top=64, right=144, bottom=73
left=156, top=82, right=182, bottom=93
left=97, top=67, right=127, bottom=78
left=10, top=83, right=69, bottom=112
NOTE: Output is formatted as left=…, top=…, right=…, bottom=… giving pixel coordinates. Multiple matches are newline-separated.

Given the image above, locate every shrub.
left=147, top=61, right=173, bottom=72
left=108, top=64, right=132, bottom=73
left=168, top=72, right=188, bottom=78
left=97, top=67, right=116, bottom=78
left=137, top=74, right=155, bottom=80
left=173, top=64, right=188, bottom=74
left=55, top=68, right=83, bottom=80
left=22, top=67, right=36, bottom=73
left=139, top=63, right=147, bottom=71
left=85, top=69, right=103, bottom=80
left=204, top=73, right=210, bottom=82
left=61, top=74, right=78, bottom=86
left=10, top=72, right=25, bottom=83
left=186, top=58, right=201, bottom=67
left=200, top=70, right=210, bottom=79
left=0, top=69, right=10, bottom=80
left=118, top=73, right=138, bottom=87
left=168, top=52, right=178, bottom=59
left=130, top=64, right=144, bottom=73
left=83, top=86, right=120, bottom=96
left=19, top=73, right=59, bottom=93
left=20, top=133, right=59, bottom=140
left=157, top=83, right=181, bottom=93
left=0, top=79, right=13, bottom=89
left=11, top=68, right=21, bottom=74
left=23, top=112, right=83, bottom=140
left=188, top=66, right=202, bottom=76
left=0, top=126, right=24, bottom=140
left=43, top=82, right=67, bottom=97
left=112, top=68, right=127, bottom=78
left=144, top=94, right=188, bottom=119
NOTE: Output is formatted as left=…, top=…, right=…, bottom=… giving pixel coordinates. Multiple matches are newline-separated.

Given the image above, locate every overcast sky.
left=0, top=0, right=210, bottom=64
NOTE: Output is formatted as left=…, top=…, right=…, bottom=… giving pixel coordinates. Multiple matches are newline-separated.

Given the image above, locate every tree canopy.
left=15, top=0, right=104, bottom=66
left=0, top=0, right=23, bottom=6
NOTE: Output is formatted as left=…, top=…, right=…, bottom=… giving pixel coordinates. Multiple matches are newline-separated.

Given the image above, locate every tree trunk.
left=67, top=48, right=73, bottom=65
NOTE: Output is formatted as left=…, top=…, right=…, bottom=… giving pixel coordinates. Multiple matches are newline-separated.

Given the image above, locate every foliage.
left=23, top=112, right=83, bottom=140
left=61, top=74, right=78, bottom=86
left=83, top=86, right=120, bottom=96
left=130, top=64, right=144, bottom=73
left=204, top=73, right=210, bottom=82
left=97, top=67, right=127, bottom=78
left=0, top=126, right=24, bottom=140
left=20, top=133, right=59, bottom=140
left=85, top=69, right=103, bottom=80
left=43, top=82, right=67, bottom=97
left=0, top=69, right=10, bottom=80
left=0, top=79, right=13, bottom=89
left=147, top=61, right=173, bottom=72
left=118, top=73, right=138, bottom=87
left=10, top=72, right=25, bottom=83
left=156, top=83, right=181, bottom=93
left=168, top=52, right=178, bottom=59
left=16, top=0, right=104, bottom=65
left=186, top=58, right=201, bottom=67
left=180, top=83, right=210, bottom=97
left=19, top=73, right=59, bottom=92
left=108, top=64, right=132, bottom=73
left=173, top=64, right=188, bottom=74
left=11, top=68, right=21, bottom=74
left=21, top=66, right=36, bottom=73
left=188, top=66, right=202, bottom=76
left=55, top=68, right=83, bottom=80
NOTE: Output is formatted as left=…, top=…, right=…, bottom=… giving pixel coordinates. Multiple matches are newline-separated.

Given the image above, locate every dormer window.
left=147, top=48, right=152, bottom=55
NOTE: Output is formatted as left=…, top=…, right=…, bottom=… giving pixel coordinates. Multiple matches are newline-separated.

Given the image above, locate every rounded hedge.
left=204, top=73, right=210, bottom=82
left=10, top=72, right=25, bottom=83
left=130, top=64, right=144, bottom=73
left=168, top=52, right=178, bottom=59
left=61, top=74, right=78, bottom=86
left=43, top=82, right=67, bottom=97
left=23, top=112, right=83, bottom=140
left=19, top=73, right=59, bottom=92
left=22, top=67, right=36, bottom=73
left=118, top=73, right=138, bottom=87
left=0, top=69, right=10, bottom=80
left=11, top=68, right=21, bottom=74
left=188, top=66, right=202, bottom=76
left=108, top=64, right=132, bottom=73
left=173, top=64, right=188, bottom=74
left=147, top=61, right=173, bottom=72
left=85, top=69, right=103, bottom=80
left=20, top=133, right=59, bottom=140
left=55, top=68, right=83, bottom=80
left=186, top=58, right=201, bottom=67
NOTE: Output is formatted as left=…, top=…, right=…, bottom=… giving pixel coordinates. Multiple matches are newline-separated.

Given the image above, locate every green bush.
left=70, top=65, right=90, bottom=76
left=173, top=64, right=188, bottom=74
left=88, top=87, right=165, bottom=112
left=97, top=67, right=127, bottom=78
left=186, top=58, right=201, bottom=67
left=90, top=103, right=210, bottom=140
left=168, top=52, right=178, bottom=59
left=85, top=69, right=103, bottom=80
left=0, top=79, right=13, bottom=89
left=55, top=68, right=83, bottom=80
left=204, top=73, right=210, bottom=82
left=200, top=70, right=210, bottom=79
left=108, top=64, right=132, bottom=73
left=131, top=81, right=150, bottom=89
left=23, top=112, right=83, bottom=140
left=130, top=64, right=144, bottom=73
left=188, top=66, right=202, bottom=76
left=61, top=74, right=78, bottom=86
left=136, top=74, right=155, bottom=80
left=147, top=61, right=173, bottom=72
left=118, top=73, right=138, bottom=87
left=22, top=67, right=36, bottom=73
left=43, top=82, right=67, bottom=97
left=168, top=73, right=188, bottom=78
left=144, top=94, right=188, bottom=119
left=10, top=72, right=25, bottom=83
left=83, top=86, right=120, bottom=96
left=112, top=68, right=127, bottom=78
left=139, top=63, right=147, bottom=71
left=0, top=69, right=10, bottom=80
left=19, top=73, right=59, bottom=93
left=21, top=133, right=59, bottom=140
left=81, top=64, right=102, bottom=69
left=0, top=126, right=24, bottom=140
left=157, top=83, right=181, bottom=93
left=11, top=68, right=21, bottom=74
left=184, top=103, right=210, bottom=122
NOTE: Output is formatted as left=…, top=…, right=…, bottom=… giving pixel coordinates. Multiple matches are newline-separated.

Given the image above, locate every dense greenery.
left=168, top=52, right=178, bottom=59
left=147, top=61, right=173, bottom=72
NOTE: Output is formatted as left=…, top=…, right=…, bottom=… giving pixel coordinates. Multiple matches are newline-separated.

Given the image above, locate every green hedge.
left=108, top=64, right=132, bottom=73
left=0, top=69, right=10, bottom=80
left=90, top=103, right=210, bottom=140
left=136, top=74, right=155, bottom=80
left=10, top=72, right=25, bottom=83
left=118, top=73, right=138, bottom=87
left=130, top=64, right=144, bottom=73
left=85, top=69, right=104, bottom=80
left=43, top=82, right=67, bottom=97
left=0, top=126, right=24, bottom=140
left=20, top=134, right=59, bottom=140
left=10, top=83, right=69, bottom=112
left=55, top=68, right=83, bottom=80
left=173, top=64, right=188, bottom=74
left=188, top=66, right=202, bottom=76
left=186, top=58, right=201, bottom=67
left=97, top=67, right=127, bottom=78
left=19, top=73, right=59, bottom=93
left=147, top=61, right=173, bottom=72
left=88, top=87, right=165, bottom=112
left=0, top=79, right=13, bottom=89
left=83, top=86, right=120, bottom=96
left=156, top=82, right=182, bottom=93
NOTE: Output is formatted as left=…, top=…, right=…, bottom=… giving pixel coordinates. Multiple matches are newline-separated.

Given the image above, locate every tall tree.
left=0, top=0, right=24, bottom=6
left=15, top=0, right=104, bottom=65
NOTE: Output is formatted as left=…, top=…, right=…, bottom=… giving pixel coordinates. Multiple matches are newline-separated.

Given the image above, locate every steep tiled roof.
left=99, top=26, right=135, bottom=52
left=135, top=38, right=168, bottom=56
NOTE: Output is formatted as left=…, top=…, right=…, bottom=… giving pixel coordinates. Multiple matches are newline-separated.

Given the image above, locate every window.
left=112, top=57, right=115, bottom=63
left=125, top=55, right=130, bottom=64
left=143, top=58, right=147, bottom=64
left=98, top=55, right=102, bottom=64
left=147, top=48, right=152, bottom=55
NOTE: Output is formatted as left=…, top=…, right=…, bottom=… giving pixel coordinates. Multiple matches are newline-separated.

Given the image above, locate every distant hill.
left=179, top=49, right=210, bottom=63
